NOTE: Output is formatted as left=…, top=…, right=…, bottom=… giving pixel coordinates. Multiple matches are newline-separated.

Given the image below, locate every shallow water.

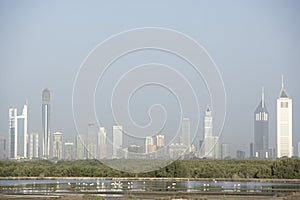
left=0, top=179, right=299, bottom=197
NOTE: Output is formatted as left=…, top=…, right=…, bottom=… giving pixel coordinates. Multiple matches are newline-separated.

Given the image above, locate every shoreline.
left=1, top=177, right=300, bottom=183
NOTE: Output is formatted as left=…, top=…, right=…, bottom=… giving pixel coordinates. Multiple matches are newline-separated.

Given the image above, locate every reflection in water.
left=0, top=179, right=300, bottom=197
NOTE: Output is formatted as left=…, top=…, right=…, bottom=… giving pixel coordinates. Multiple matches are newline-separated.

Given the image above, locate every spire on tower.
left=279, top=75, right=289, bottom=98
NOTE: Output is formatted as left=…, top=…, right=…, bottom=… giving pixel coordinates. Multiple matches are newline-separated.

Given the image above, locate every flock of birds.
left=2, top=180, right=245, bottom=193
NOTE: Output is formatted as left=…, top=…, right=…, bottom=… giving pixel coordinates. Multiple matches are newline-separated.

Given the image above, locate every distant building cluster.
left=0, top=77, right=297, bottom=160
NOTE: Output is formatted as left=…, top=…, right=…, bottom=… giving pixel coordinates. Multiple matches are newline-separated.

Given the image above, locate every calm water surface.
left=0, top=179, right=300, bottom=197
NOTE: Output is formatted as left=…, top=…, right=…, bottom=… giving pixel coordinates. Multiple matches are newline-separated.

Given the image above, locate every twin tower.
left=254, top=77, right=293, bottom=158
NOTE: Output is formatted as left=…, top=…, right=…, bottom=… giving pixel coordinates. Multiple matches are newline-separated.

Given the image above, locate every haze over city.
left=0, top=0, right=300, bottom=158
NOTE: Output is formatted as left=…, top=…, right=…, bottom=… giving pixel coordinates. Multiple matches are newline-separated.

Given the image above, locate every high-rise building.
left=236, top=150, right=245, bottom=159
left=203, top=106, right=219, bottom=159
left=254, top=87, right=269, bottom=158
left=112, top=126, right=123, bottom=158
left=29, top=132, right=39, bottom=159
left=8, top=103, right=28, bottom=159
left=249, top=143, right=254, bottom=158
left=98, top=127, right=107, bottom=159
left=145, top=136, right=154, bottom=153
left=181, top=118, right=191, bottom=149
left=52, top=132, right=63, bottom=159
left=221, top=143, right=230, bottom=159
left=76, top=134, right=85, bottom=160
left=87, top=123, right=97, bottom=159
left=277, top=77, right=293, bottom=158
left=42, top=88, right=51, bottom=159
left=64, top=142, right=74, bottom=160
left=156, top=134, right=165, bottom=149
left=8, top=108, right=17, bottom=159
left=0, top=136, right=6, bottom=160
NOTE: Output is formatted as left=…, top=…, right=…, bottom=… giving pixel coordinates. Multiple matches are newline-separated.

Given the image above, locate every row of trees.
left=0, top=158, right=299, bottom=179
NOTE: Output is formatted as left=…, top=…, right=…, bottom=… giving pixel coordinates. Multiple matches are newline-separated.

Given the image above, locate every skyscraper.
left=181, top=118, right=191, bottom=149
left=76, top=134, right=85, bottom=160
left=277, top=76, right=293, bottom=158
left=112, top=125, right=123, bottom=158
left=29, top=132, right=39, bottom=159
left=0, top=136, right=6, bottom=160
left=8, top=103, right=28, bottom=159
left=87, top=123, right=97, bottom=159
left=98, top=127, right=107, bottom=159
left=203, top=106, right=219, bottom=159
left=8, top=108, right=17, bottom=159
left=52, top=132, right=63, bottom=159
left=254, top=87, right=269, bottom=158
left=221, top=143, right=230, bottom=159
left=156, top=134, right=165, bottom=149
left=64, top=142, right=74, bottom=160
left=250, top=143, right=254, bottom=158
left=145, top=136, right=154, bottom=153
left=42, top=88, right=51, bottom=159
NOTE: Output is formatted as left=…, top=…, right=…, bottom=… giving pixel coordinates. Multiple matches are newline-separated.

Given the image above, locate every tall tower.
left=98, top=127, right=107, bottom=159
left=52, top=132, right=63, bottom=159
left=204, top=106, right=219, bottom=159
left=145, top=136, right=153, bottom=153
left=76, top=134, right=85, bottom=160
left=9, top=108, right=17, bottom=159
left=277, top=76, right=293, bottom=158
left=29, top=132, right=39, bottom=159
left=156, top=134, right=165, bottom=149
left=87, top=123, right=97, bottom=159
left=181, top=118, right=191, bottom=149
left=42, top=88, right=51, bottom=159
left=8, top=103, right=28, bottom=159
left=254, top=87, right=269, bottom=158
left=0, top=136, right=6, bottom=160
left=64, top=142, right=74, bottom=160
left=112, top=125, right=123, bottom=158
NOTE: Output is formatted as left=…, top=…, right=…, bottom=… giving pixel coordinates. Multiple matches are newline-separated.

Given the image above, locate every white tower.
left=8, top=103, right=28, bottom=159
left=52, top=132, right=63, bottom=159
left=98, top=127, right=107, bottom=159
left=112, top=125, right=123, bottom=158
left=181, top=118, right=191, bottom=149
left=87, top=123, right=97, bottom=159
left=145, top=136, right=153, bottom=153
left=204, top=106, right=219, bottom=159
left=29, top=132, right=39, bottom=159
left=277, top=76, right=293, bottom=158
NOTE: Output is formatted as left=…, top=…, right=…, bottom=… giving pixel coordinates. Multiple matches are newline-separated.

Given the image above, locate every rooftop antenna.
left=281, top=74, right=284, bottom=88
left=262, top=87, right=264, bottom=108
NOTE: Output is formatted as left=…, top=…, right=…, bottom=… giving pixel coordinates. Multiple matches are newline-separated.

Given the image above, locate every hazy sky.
left=1, top=0, right=299, bottom=157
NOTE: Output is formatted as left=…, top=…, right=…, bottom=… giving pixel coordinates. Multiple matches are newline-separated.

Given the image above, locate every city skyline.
left=1, top=77, right=299, bottom=160
left=2, top=76, right=297, bottom=160
left=1, top=1, right=300, bottom=158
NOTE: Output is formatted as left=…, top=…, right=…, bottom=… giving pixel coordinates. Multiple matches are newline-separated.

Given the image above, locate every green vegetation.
left=0, top=158, right=299, bottom=179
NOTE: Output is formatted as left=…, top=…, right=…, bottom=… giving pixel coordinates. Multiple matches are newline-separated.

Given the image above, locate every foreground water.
left=1, top=179, right=300, bottom=198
